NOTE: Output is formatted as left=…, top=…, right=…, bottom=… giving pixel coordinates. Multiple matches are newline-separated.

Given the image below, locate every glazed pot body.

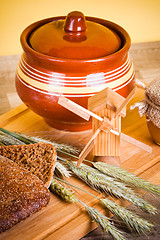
left=147, top=120, right=160, bottom=145
left=16, top=15, right=135, bottom=131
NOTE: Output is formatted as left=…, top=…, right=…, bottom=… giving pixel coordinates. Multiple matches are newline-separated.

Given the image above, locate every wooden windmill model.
left=58, top=87, right=152, bottom=167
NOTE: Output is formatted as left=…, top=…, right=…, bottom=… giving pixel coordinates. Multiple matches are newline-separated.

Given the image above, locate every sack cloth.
left=131, top=79, right=160, bottom=128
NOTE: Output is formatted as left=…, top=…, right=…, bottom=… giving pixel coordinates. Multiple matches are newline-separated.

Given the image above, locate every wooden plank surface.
left=0, top=87, right=159, bottom=240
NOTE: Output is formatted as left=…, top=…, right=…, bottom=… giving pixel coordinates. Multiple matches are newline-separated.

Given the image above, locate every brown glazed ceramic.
left=147, top=120, right=160, bottom=145
left=16, top=11, right=135, bottom=131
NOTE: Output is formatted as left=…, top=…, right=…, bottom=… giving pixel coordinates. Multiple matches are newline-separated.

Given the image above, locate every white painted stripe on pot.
left=17, top=63, right=134, bottom=94
left=86, top=62, right=131, bottom=86
left=19, top=59, right=132, bottom=86
left=20, top=58, right=131, bottom=85
left=16, top=73, right=94, bottom=97
left=17, top=72, right=134, bottom=98
left=21, top=56, right=131, bottom=81
left=113, top=72, right=135, bottom=91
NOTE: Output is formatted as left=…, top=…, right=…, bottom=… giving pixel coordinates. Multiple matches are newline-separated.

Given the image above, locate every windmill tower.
left=88, top=87, right=126, bottom=163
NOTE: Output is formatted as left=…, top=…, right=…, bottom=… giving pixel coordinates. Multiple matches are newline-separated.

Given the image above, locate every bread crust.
left=0, top=156, right=50, bottom=233
left=0, top=142, right=57, bottom=188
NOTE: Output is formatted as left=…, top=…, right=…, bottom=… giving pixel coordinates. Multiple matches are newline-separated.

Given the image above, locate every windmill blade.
left=58, top=95, right=91, bottom=121
left=120, top=133, right=152, bottom=153
left=77, top=132, right=97, bottom=167
left=58, top=95, right=103, bottom=121
left=113, top=86, right=137, bottom=119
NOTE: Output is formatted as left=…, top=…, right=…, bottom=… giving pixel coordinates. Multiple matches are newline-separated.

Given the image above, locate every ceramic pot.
left=16, top=11, right=135, bottom=131
left=147, top=120, right=160, bottom=145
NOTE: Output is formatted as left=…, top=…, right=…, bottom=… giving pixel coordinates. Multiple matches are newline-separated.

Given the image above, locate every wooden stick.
left=77, top=128, right=100, bottom=167
left=58, top=95, right=101, bottom=121
left=120, top=133, right=152, bottom=153
left=113, top=87, right=137, bottom=119
left=77, top=141, right=95, bottom=168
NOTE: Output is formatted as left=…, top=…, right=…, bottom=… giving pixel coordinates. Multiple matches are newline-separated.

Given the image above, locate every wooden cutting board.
left=0, top=88, right=160, bottom=240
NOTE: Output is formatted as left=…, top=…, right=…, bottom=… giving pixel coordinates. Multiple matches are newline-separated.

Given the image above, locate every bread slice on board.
left=0, top=156, right=51, bottom=233
left=0, top=142, right=57, bottom=188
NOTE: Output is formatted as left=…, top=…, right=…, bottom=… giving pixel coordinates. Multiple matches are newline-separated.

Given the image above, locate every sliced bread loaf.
left=0, top=142, right=56, bottom=188
left=0, top=156, right=50, bottom=233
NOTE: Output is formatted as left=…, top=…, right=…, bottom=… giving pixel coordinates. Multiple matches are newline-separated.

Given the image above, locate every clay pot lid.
left=29, top=11, right=121, bottom=60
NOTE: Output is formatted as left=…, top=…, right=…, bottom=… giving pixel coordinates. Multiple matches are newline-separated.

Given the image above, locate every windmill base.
left=93, top=156, right=120, bottom=166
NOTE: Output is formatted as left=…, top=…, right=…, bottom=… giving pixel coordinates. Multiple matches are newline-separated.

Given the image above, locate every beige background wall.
left=1, top=0, right=160, bottom=56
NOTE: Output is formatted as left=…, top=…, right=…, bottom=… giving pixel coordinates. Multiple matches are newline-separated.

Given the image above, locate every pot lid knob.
left=64, top=11, right=87, bottom=32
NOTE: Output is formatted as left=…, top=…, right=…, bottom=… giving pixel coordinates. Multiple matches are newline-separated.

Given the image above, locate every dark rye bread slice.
left=0, top=156, right=50, bottom=233
left=0, top=142, right=56, bottom=188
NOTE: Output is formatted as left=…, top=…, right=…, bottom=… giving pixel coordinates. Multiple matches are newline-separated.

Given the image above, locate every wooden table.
left=0, top=41, right=160, bottom=240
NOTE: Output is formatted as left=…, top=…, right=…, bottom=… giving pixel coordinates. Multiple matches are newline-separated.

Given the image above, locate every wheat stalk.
left=0, top=127, right=79, bottom=155
left=25, top=135, right=79, bottom=155
left=0, top=131, right=25, bottom=145
left=55, top=176, right=154, bottom=234
left=52, top=177, right=126, bottom=240
left=84, top=205, right=126, bottom=240
left=55, top=161, right=71, bottom=178
left=93, top=162, right=160, bottom=197
left=0, top=128, right=34, bottom=144
left=68, top=162, right=157, bottom=214
left=100, top=199, right=153, bottom=233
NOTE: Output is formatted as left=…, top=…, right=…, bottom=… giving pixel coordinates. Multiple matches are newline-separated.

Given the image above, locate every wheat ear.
left=0, top=131, right=25, bottom=145
left=52, top=177, right=126, bottom=240
left=55, top=161, right=71, bottom=178
left=93, top=162, right=160, bottom=196
left=55, top=176, right=154, bottom=234
left=83, top=204, right=126, bottom=240
left=68, top=162, right=157, bottom=214
left=100, top=199, right=153, bottom=233
left=50, top=178, right=77, bottom=203
left=0, top=127, right=79, bottom=155
left=24, top=135, right=79, bottom=155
